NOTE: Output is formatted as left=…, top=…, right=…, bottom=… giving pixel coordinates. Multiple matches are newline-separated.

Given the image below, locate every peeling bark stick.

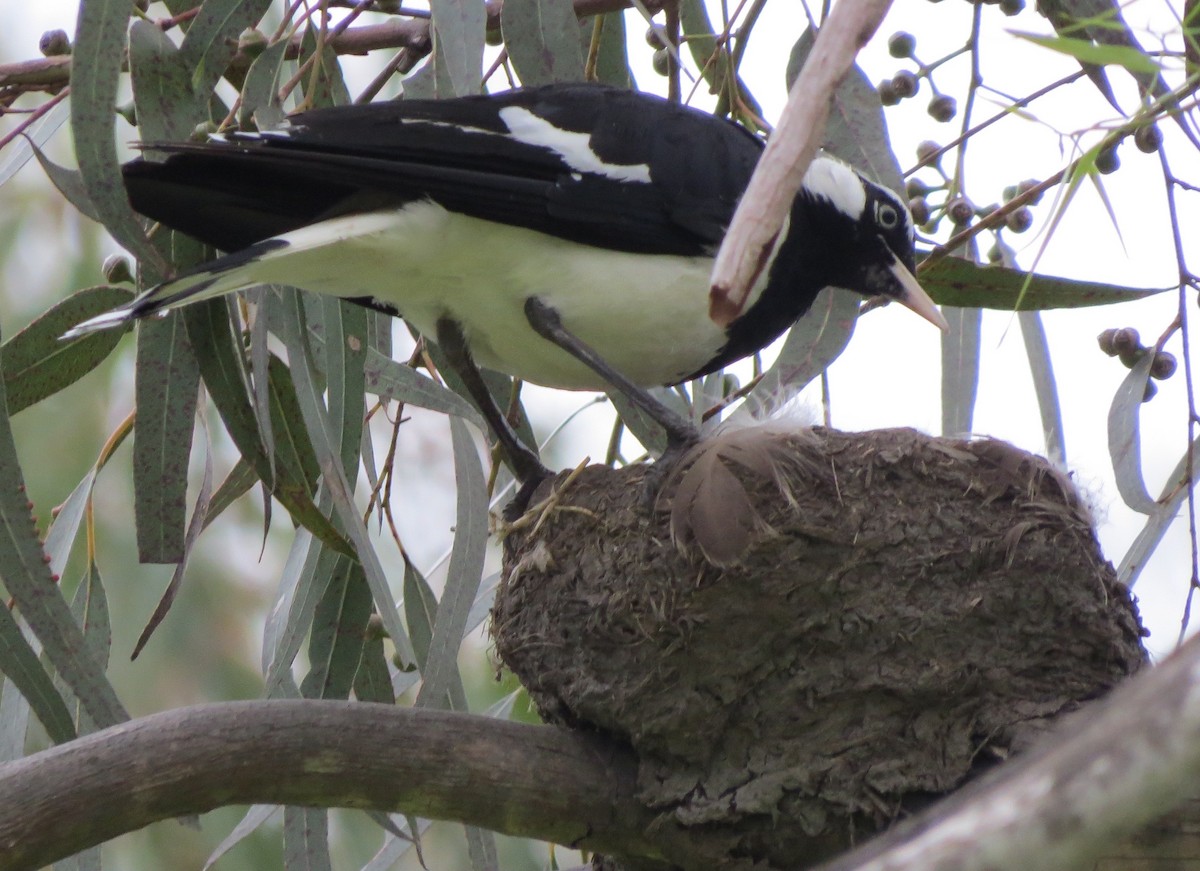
left=708, top=0, right=894, bottom=326
left=0, top=701, right=688, bottom=871
left=816, top=630, right=1200, bottom=871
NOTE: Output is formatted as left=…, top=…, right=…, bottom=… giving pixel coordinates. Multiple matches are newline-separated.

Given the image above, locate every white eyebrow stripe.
left=802, top=158, right=867, bottom=219
left=498, top=106, right=652, bottom=184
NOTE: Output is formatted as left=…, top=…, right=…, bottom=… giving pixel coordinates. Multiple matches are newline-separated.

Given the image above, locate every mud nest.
left=492, top=426, right=1146, bottom=869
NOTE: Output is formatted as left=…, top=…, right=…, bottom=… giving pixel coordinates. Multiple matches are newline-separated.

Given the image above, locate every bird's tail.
left=61, top=238, right=290, bottom=339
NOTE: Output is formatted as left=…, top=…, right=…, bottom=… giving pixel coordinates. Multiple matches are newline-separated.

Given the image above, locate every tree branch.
left=0, top=0, right=661, bottom=99
left=814, top=630, right=1200, bottom=871
left=0, top=701, right=698, bottom=871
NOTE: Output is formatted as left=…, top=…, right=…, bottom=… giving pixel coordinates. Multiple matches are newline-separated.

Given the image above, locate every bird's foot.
left=640, top=428, right=702, bottom=510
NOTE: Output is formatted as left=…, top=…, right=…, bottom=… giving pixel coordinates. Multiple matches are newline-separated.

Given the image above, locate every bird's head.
left=799, top=158, right=948, bottom=331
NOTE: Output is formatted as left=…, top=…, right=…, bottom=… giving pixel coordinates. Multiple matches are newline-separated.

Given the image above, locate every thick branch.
left=815, top=630, right=1200, bottom=871
left=0, top=701, right=693, bottom=871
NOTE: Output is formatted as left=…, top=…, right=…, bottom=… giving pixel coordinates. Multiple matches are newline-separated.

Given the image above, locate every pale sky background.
left=2, top=0, right=1197, bottom=661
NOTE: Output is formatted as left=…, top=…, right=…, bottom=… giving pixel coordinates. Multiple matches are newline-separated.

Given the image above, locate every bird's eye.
left=876, top=202, right=900, bottom=229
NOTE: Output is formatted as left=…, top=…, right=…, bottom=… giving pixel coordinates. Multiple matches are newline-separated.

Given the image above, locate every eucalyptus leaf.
left=1014, top=32, right=1162, bottom=74
left=129, top=19, right=205, bottom=144
left=203, top=805, right=281, bottom=871
left=736, top=288, right=858, bottom=422
left=134, top=313, right=200, bottom=564
left=283, top=806, right=332, bottom=871
left=0, top=98, right=70, bottom=190
left=203, top=458, right=259, bottom=531
left=364, top=348, right=485, bottom=431
left=301, top=557, right=371, bottom=700
left=920, top=257, right=1169, bottom=311
left=183, top=299, right=354, bottom=556
left=44, top=469, right=98, bottom=579
left=502, top=0, right=586, bottom=85
left=0, top=327, right=126, bottom=731
left=428, top=0, right=486, bottom=96
left=4, top=285, right=134, bottom=415
left=591, top=13, right=633, bottom=88
left=941, top=307, right=981, bottom=437
left=1107, top=351, right=1158, bottom=514
left=415, top=417, right=487, bottom=708
left=280, top=291, right=416, bottom=667
left=0, top=677, right=32, bottom=762
left=0, top=604, right=75, bottom=744
left=1019, top=311, right=1066, bottom=466
left=178, top=0, right=275, bottom=98
left=1118, top=437, right=1200, bottom=587
left=29, top=143, right=102, bottom=224
left=131, top=411, right=214, bottom=660
left=240, top=37, right=291, bottom=130
left=72, top=0, right=161, bottom=268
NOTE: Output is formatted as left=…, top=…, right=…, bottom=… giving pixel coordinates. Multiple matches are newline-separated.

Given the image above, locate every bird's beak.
left=889, top=257, right=949, bottom=332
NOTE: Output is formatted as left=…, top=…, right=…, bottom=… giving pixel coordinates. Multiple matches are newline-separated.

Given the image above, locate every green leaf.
left=44, top=469, right=99, bottom=579
left=590, top=13, right=633, bottom=88
left=131, top=415, right=214, bottom=659
left=1107, top=351, right=1158, bottom=514
left=0, top=603, right=75, bottom=744
left=364, top=349, right=486, bottom=431
left=3, top=285, right=134, bottom=414
left=204, top=806, right=281, bottom=871
left=0, top=324, right=126, bottom=731
left=202, top=458, right=259, bottom=531
left=681, top=0, right=760, bottom=122
left=920, top=258, right=1169, bottom=310
left=737, top=288, right=858, bottom=421
left=301, top=558, right=371, bottom=700
left=178, top=0, right=274, bottom=98
left=183, top=299, right=355, bottom=557
left=279, top=292, right=417, bottom=667
left=429, top=0, right=486, bottom=96
left=415, top=417, right=487, bottom=708
left=283, top=806, right=331, bottom=871
left=501, top=0, right=586, bottom=85
left=941, top=307, right=981, bottom=436
left=129, top=19, right=206, bottom=144
left=298, top=24, right=351, bottom=108
left=59, top=566, right=112, bottom=731
left=318, top=297, right=366, bottom=480
left=134, top=313, right=200, bottom=564
left=30, top=143, right=102, bottom=224
left=1019, top=311, right=1066, bottom=465
left=1013, top=32, right=1162, bottom=74
left=71, top=0, right=161, bottom=268
left=267, top=354, right=322, bottom=495
left=262, top=529, right=336, bottom=694
left=239, top=37, right=291, bottom=130
left=0, top=98, right=70, bottom=190
left=1117, top=436, right=1200, bottom=587
left=352, top=632, right=396, bottom=705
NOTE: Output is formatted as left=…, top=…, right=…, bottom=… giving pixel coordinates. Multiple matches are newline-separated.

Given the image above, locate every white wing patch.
left=802, top=157, right=867, bottom=220
left=498, top=106, right=652, bottom=184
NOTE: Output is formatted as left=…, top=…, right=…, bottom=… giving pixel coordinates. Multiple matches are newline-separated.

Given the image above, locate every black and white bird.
left=66, top=83, right=945, bottom=498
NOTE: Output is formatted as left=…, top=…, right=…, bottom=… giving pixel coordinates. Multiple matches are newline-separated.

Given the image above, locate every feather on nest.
left=659, top=424, right=833, bottom=566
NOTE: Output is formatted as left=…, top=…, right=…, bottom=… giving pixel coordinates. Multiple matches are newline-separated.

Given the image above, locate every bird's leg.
left=523, top=296, right=700, bottom=453
left=435, top=317, right=551, bottom=517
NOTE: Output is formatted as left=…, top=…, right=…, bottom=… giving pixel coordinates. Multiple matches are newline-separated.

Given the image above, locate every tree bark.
left=0, top=701, right=691, bottom=871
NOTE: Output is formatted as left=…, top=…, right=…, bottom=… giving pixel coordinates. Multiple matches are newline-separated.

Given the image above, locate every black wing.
left=123, top=83, right=764, bottom=256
